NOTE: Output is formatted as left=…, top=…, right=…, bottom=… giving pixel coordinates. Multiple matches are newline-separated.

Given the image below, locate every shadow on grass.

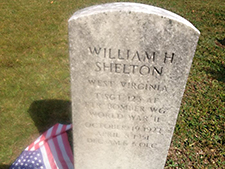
left=28, top=99, right=72, bottom=133
left=0, top=165, right=10, bottom=169
left=205, top=61, right=225, bottom=83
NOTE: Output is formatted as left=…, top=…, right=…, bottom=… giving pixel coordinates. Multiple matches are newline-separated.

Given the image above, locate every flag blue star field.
left=10, top=123, right=74, bottom=169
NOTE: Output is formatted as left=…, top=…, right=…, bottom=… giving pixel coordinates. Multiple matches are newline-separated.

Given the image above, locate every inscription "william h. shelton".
left=89, top=47, right=174, bottom=76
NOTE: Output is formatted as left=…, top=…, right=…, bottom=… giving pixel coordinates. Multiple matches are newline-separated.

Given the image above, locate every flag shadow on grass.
left=28, top=99, right=72, bottom=133
left=0, top=164, right=11, bottom=169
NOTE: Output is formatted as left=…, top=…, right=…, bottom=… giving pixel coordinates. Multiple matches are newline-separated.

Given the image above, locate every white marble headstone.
left=69, top=3, right=200, bottom=169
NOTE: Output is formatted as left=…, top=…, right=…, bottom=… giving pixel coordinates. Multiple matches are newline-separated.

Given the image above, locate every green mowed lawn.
left=0, top=0, right=224, bottom=168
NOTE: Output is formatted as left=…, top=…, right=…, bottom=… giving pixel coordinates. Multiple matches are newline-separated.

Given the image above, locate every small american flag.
left=10, top=123, right=74, bottom=169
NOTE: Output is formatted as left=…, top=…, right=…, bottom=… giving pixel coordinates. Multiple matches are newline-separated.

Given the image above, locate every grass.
left=0, top=0, right=224, bottom=168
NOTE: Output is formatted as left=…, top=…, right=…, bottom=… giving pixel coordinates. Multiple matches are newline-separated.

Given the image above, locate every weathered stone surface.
left=69, top=2, right=200, bottom=169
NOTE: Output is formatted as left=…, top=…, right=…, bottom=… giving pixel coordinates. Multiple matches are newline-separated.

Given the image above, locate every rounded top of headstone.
left=69, top=2, right=200, bottom=34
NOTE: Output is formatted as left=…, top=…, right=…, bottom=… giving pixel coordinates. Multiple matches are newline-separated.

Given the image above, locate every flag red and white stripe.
left=10, top=123, right=74, bottom=169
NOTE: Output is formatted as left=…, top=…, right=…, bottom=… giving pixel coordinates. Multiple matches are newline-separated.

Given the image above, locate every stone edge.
left=68, top=2, right=200, bottom=35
